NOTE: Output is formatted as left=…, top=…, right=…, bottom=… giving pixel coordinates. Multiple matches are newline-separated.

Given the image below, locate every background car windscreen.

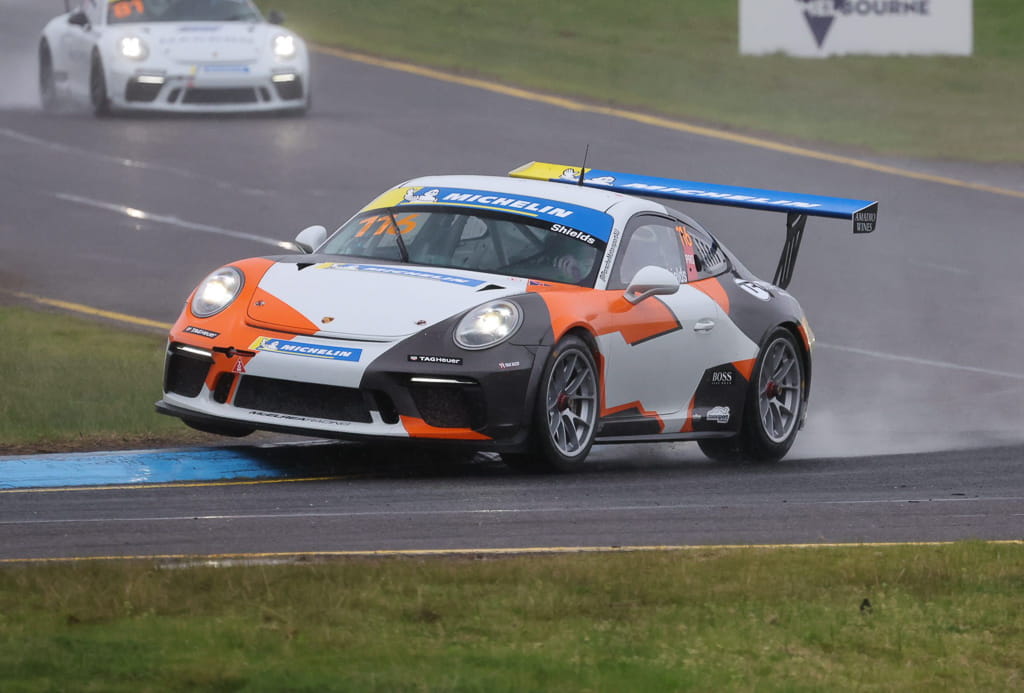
left=107, top=0, right=263, bottom=24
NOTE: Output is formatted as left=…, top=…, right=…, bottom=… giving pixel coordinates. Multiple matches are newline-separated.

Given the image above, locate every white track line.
left=54, top=192, right=291, bottom=249
left=0, top=127, right=273, bottom=197
left=817, top=342, right=1024, bottom=381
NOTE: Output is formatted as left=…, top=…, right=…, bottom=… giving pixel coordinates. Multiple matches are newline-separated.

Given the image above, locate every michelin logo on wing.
left=250, top=337, right=362, bottom=362
left=559, top=168, right=616, bottom=187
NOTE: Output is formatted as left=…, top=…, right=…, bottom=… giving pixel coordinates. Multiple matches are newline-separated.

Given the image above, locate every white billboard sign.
left=740, top=1, right=973, bottom=57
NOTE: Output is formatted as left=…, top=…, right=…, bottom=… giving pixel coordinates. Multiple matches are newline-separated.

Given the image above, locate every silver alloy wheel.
left=543, top=348, right=598, bottom=457
left=757, top=336, right=803, bottom=443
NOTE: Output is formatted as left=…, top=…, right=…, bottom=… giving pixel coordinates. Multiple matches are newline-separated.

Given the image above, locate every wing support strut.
left=773, top=212, right=807, bottom=290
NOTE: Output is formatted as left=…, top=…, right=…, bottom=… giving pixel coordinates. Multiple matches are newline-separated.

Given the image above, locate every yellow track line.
left=2, top=540, right=1021, bottom=564
left=6, top=290, right=172, bottom=331
left=314, top=44, right=1024, bottom=201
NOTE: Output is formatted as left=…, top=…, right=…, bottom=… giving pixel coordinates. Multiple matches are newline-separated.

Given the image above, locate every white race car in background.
left=39, top=0, right=310, bottom=116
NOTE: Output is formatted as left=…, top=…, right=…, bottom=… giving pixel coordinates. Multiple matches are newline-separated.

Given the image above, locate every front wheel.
left=89, top=53, right=110, bottom=117
left=700, top=327, right=806, bottom=463
left=39, top=41, right=59, bottom=111
left=503, top=335, right=599, bottom=472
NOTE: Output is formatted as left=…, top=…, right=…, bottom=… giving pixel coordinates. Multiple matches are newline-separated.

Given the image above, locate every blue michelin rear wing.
left=509, top=161, right=878, bottom=289
left=509, top=161, right=878, bottom=234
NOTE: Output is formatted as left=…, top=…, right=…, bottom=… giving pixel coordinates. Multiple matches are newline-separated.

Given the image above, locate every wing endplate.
left=509, top=161, right=878, bottom=234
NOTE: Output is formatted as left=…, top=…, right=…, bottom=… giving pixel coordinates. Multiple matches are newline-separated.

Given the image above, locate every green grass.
left=260, top=0, right=1024, bottom=163
left=1, top=544, right=1022, bottom=691
left=0, top=306, right=212, bottom=453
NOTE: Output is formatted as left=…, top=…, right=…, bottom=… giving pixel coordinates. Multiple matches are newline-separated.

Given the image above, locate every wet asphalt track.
left=1, top=0, right=1022, bottom=560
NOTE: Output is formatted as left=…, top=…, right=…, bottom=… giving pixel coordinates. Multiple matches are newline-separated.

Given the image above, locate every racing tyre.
left=39, top=41, right=59, bottom=112
left=182, top=418, right=255, bottom=438
left=701, top=327, right=806, bottom=463
left=89, top=53, right=110, bottom=117
left=504, top=335, right=599, bottom=472
left=696, top=436, right=741, bottom=462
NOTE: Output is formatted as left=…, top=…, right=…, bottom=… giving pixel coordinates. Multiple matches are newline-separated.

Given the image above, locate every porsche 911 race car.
left=156, top=162, right=877, bottom=470
left=39, top=0, right=310, bottom=115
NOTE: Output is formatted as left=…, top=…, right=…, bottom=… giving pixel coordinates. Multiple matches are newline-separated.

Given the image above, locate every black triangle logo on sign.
left=802, top=12, right=834, bottom=48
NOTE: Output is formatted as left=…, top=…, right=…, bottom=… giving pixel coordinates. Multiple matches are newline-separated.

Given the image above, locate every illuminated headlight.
left=454, top=301, right=522, bottom=350
left=273, top=34, right=297, bottom=58
left=118, top=36, right=148, bottom=60
left=191, top=267, right=243, bottom=318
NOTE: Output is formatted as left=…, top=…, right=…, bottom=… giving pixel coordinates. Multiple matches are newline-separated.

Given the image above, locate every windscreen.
left=107, top=0, right=263, bottom=24
left=319, top=207, right=607, bottom=287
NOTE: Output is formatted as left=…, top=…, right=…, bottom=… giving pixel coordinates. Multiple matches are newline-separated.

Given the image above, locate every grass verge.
left=0, top=305, right=214, bottom=454
left=259, top=0, right=1024, bottom=163
left=1, top=544, right=1021, bottom=691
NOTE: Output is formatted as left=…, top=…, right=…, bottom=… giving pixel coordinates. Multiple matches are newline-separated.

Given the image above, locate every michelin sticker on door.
left=739, top=1, right=973, bottom=57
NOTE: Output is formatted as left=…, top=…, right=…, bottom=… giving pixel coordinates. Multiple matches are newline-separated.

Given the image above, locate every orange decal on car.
left=400, top=416, right=492, bottom=440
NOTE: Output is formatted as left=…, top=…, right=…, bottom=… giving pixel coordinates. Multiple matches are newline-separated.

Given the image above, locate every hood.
left=139, top=23, right=271, bottom=63
left=245, top=261, right=531, bottom=341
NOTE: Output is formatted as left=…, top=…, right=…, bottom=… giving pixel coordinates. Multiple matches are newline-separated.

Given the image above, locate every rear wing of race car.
left=509, top=161, right=878, bottom=289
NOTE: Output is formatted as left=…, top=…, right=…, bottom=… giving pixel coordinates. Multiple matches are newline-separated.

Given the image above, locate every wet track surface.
left=2, top=441, right=1023, bottom=561
left=1, top=0, right=1022, bottom=559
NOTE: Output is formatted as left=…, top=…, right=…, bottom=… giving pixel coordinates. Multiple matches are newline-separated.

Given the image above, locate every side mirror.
left=293, top=225, right=327, bottom=254
left=624, top=265, right=680, bottom=304
left=267, top=10, right=285, bottom=25
left=68, top=11, right=88, bottom=27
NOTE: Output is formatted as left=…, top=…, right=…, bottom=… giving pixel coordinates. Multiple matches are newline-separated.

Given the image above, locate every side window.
left=676, top=220, right=729, bottom=280
left=610, top=216, right=686, bottom=289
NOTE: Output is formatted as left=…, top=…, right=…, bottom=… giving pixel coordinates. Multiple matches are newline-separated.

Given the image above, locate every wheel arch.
left=778, top=319, right=812, bottom=398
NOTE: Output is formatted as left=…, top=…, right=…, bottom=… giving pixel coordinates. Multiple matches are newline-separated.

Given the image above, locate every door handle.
left=693, top=318, right=715, bottom=333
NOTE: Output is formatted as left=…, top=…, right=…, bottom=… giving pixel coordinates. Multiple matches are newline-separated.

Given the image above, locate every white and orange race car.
left=156, top=162, right=877, bottom=470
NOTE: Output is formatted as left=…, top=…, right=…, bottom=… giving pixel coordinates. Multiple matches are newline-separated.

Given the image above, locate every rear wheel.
left=699, top=327, right=806, bottom=463
left=39, top=40, right=59, bottom=111
left=503, top=335, right=599, bottom=472
left=89, top=52, right=110, bottom=116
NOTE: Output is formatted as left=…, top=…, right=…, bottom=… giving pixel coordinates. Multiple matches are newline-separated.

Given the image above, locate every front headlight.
left=191, top=267, right=243, bottom=318
left=454, top=300, right=522, bottom=350
left=273, top=34, right=297, bottom=58
left=118, top=36, right=148, bottom=60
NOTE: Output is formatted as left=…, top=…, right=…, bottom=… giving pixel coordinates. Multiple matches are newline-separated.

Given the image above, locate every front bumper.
left=157, top=330, right=546, bottom=450
left=107, top=62, right=308, bottom=113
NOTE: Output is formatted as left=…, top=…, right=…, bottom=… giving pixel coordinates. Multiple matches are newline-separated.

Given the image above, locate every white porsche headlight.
left=119, top=36, right=148, bottom=60
left=454, top=301, right=522, bottom=350
left=273, top=34, right=297, bottom=59
left=191, top=267, right=243, bottom=318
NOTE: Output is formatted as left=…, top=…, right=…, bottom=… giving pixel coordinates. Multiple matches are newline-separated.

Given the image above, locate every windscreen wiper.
left=386, top=208, right=410, bottom=262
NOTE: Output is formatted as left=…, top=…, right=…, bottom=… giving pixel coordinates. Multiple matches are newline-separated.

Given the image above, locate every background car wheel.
left=39, top=41, right=59, bottom=112
left=504, top=335, right=599, bottom=472
left=89, top=53, right=110, bottom=117
left=183, top=418, right=255, bottom=438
